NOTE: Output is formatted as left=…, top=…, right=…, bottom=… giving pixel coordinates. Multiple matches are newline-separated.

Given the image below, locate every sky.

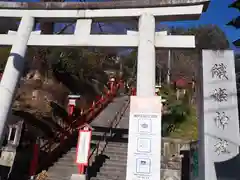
left=162, top=0, right=240, bottom=52
left=15, top=0, right=240, bottom=52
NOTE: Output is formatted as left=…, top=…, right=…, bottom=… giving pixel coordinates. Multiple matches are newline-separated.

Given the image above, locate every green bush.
left=160, top=85, right=196, bottom=138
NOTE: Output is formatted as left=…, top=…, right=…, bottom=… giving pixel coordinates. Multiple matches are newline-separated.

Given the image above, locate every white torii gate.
left=0, top=1, right=209, bottom=180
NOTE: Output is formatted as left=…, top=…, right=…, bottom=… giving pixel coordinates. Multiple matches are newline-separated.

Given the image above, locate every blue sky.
left=162, top=0, right=240, bottom=52
left=16, top=0, right=239, bottom=52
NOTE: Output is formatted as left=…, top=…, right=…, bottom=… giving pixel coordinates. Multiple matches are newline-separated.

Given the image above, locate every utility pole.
left=166, top=32, right=171, bottom=85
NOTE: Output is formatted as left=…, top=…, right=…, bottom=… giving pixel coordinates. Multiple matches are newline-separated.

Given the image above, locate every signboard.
left=126, top=96, right=162, bottom=180
left=76, top=129, right=92, bottom=165
left=0, top=151, right=16, bottom=167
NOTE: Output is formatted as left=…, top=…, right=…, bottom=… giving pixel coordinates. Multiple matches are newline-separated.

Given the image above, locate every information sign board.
left=76, top=129, right=92, bottom=165
left=126, top=96, right=162, bottom=180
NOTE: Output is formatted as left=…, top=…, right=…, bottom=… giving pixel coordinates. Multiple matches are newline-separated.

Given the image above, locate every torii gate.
left=0, top=0, right=208, bottom=133
left=2, top=1, right=237, bottom=180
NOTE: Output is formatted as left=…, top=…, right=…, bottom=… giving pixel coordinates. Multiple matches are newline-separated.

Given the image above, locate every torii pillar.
left=137, top=13, right=155, bottom=96
left=126, top=15, right=194, bottom=180
left=0, top=15, right=34, bottom=143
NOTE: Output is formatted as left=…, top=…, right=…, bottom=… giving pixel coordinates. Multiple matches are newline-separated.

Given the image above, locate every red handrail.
left=29, top=81, right=121, bottom=177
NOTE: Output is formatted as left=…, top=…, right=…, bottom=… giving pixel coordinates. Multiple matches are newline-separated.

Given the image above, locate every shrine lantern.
left=110, top=77, right=115, bottom=82
left=108, top=77, right=116, bottom=93
left=68, top=95, right=81, bottom=116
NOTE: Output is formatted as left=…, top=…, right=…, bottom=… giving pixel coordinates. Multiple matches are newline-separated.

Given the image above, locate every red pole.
left=100, top=95, right=104, bottom=103
left=110, top=82, right=114, bottom=93
left=29, top=138, right=40, bottom=178
left=68, top=104, right=74, bottom=116
left=78, top=164, right=85, bottom=174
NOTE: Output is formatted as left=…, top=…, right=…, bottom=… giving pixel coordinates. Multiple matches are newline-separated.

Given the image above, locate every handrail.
left=34, top=81, right=122, bottom=175
left=88, top=97, right=130, bottom=166
left=40, top=82, right=119, bottom=151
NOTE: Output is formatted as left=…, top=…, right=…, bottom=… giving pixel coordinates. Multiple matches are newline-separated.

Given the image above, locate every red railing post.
left=29, top=138, right=40, bottom=179
left=68, top=104, right=74, bottom=117
left=78, top=164, right=85, bottom=174
left=100, top=95, right=104, bottom=104
left=89, top=101, right=95, bottom=117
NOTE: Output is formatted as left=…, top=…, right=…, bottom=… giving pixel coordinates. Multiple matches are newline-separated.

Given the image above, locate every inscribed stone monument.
left=199, top=50, right=240, bottom=180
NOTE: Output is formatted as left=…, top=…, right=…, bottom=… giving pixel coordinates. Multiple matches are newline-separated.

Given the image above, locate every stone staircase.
left=46, top=147, right=78, bottom=180
left=90, top=141, right=128, bottom=180
left=45, top=138, right=128, bottom=180
left=44, top=96, right=130, bottom=180
left=44, top=122, right=187, bottom=180
left=45, top=135, right=107, bottom=180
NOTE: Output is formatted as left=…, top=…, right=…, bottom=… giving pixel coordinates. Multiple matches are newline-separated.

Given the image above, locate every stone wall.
left=161, top=169, right=181, bottom=180
left=162, top=137, right=190, bottom=157
left=160, top=137, right=191, bottom=180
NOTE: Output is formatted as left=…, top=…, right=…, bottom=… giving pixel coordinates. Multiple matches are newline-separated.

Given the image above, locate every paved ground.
left=90, top=95, right=129, bottom=128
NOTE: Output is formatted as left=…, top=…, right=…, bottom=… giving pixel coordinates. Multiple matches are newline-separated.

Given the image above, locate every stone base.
left=70, top=174, right=86, bottom=180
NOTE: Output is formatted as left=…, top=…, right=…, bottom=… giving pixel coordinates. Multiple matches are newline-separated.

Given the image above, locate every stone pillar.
left=0, top=15, right=34, bottom=145
left=199, top=50, right=240, bottom=180
left=137, top=13, right=155, bottom=96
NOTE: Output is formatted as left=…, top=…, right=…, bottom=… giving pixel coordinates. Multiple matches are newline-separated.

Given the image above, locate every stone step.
left=104, top=146, right=128, bottom=152
left=47, top=176, right=71, bottom=180
left=47, top=167, right=78, bottom=174
left=69, top=148, right=77, bottom=152
left=106, top=142, right=128, bottom=148
left=57, top=157, right=75, bottom=163
left=52, top=161, right=77, bottom=167
left=47, top=172, right=73, bottom=179
left=62, top=152, right=76, bottom=157
left=59, top=155, right=75, bottom=159
left=98, top=169, right=126, bottom=176
left=47, top=177, right=69, bottom=180
left=104, top=160, right=127, bottom=167
left=100, top=165, right=126, bottom=173
left=104, top=150, right=128, bottom=156
left=90, top=176, right=125, bottom=180
left=106, top=155, right=127, bottom=161
left=58, top=152, right=75, bottom=159
left=97, top=171, right=126, bottom=178
left=92, top=131, right=112, bottom=137
left=47, top=175, right=72, bottom=179
left=48, top=163, right=78, bottom=169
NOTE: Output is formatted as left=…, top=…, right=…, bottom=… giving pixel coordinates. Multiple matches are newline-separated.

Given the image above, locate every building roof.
left=0, top=0, right=210, bottom=10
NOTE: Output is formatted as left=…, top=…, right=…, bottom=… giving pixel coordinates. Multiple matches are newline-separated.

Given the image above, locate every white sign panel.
left=0, top=151, right=16, bottom=167
left=76, top=130, right=91, bottom=165
left=126, top=96, right=162, bottom=180
left=200, top=50, right=240, bottom=180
